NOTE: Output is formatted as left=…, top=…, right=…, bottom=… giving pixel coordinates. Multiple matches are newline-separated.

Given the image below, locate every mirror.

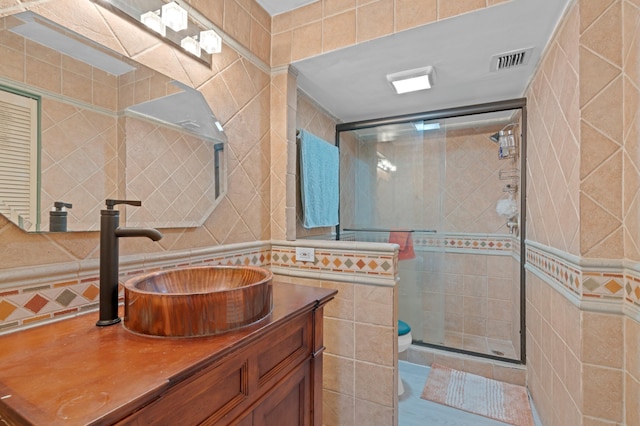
left=0, top=11, right=227, bottom=232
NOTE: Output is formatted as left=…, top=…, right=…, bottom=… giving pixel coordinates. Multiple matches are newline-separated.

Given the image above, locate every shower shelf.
left=499, top=168, right=519, bottom=180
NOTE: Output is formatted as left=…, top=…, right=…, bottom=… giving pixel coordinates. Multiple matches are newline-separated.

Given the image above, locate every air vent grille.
left=490, top=48, right=534, bottom=71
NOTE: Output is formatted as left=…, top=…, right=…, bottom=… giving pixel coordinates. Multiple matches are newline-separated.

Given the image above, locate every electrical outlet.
left=295, top=247, right=315, bottom=262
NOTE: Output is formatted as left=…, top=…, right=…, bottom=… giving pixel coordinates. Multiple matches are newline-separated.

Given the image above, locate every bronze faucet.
left=96, top=199, right=162, bottom=326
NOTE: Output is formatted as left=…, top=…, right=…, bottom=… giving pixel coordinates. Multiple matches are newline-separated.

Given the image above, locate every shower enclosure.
left=336, top=99, right=526, bottom=363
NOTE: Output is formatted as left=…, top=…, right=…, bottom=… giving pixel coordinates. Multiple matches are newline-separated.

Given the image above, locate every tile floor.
left=398, top=361, right=541, bottom=425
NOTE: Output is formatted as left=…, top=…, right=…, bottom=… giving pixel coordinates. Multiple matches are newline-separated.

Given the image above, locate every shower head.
left=489, top=132, right=500, bottom=143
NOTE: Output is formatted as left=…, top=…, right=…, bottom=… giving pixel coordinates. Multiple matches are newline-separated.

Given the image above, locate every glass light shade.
left=181, top=36, right=201, bottom=56
left=390, top=74, right=431, bottom=94
left=161, top=2, right=188, bottom=32
left=140, top=11, right=166, bottom=37
left=199, top=30, right=222, bottom=54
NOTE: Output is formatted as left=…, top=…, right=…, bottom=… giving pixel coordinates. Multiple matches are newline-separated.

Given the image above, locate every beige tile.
left=323, top=389, right=355, bottom=426
left=356, top=0, right=393, bottom=43
left=395, top=0, right=437, bottom=32
left=325, top=317, right=355, bottom=358
left=250, top=18, right=270, bottom=65
left=581, top=364, right=623, bottom=422
left=354, top=361, right=394, bottom=406
left=322, top=281, right=355, bottom=320
left=322, top=10, right=356, bottom=53
left=223, top=0, right=252, bottom=49
left=582, top=311, right=623, bottom=368
left=626, top=316, right=640, bottom=381
left=354, top=399, right=394, bottom=426
left=272, top=11, right=293, bottom=34
left=323, top=0, right=356, bottom=17
left=26, top=56, right=61, bottom=94
left=626, top=373, right=640, bottom=426
left=493, top=364, right=526, bottom=386
left=354, top=284, right=394, bottom=326
left=291, top=1, right=322, bottom=25
left=437, top=0, right=486, bottom=19
left=580, top=1, right=622, bottom=67
left=291, top=21, right=322, bottom=61
left=324, top=354, right=355, bottom=395
left=355, top=323, right=394, bottom=366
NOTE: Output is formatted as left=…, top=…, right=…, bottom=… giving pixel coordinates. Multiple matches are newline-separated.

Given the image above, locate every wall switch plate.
left=295, top=247, right=315, bottom=262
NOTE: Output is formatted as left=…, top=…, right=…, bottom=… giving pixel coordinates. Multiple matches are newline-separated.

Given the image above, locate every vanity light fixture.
left=140, top=10, right=166, bottom=37
left=387, top=66, right=435, bottom=94
left=199, top=30, right=222, bottom=54
left=181, top=35, right=200, bottom=56
left=161, top=2, right=188, bottom=32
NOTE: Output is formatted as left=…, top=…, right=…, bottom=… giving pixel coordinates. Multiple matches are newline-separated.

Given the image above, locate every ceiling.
left=255, top=0, right=572, bottom=124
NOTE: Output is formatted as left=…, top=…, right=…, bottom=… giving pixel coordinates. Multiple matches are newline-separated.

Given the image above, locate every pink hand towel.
left=389, top=231, right=415, bottom=260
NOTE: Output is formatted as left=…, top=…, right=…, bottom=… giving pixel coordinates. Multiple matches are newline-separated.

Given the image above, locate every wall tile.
left=356, top=0, right=393, bottom=43
left=395, top=0, right=437, bottom=31
left=354, top=361, right=394, bottom=405
left=582, top=364, right=623, bottom=422
left=322, top=10, right=356, bottom=53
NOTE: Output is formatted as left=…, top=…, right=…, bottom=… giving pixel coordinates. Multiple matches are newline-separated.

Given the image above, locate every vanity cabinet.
left=0, top=282, right=335, bottom=426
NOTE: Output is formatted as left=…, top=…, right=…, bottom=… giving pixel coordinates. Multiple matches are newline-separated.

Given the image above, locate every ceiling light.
left=161, top=2, right=188, bottom=32
left=413, top=121, right=440, bottom=132
left=199, top=30, right=222, bottom=54
left=181, top=35, right=200, bottom=56
left=140, top=10, right=166, bottom=36
left=387, top=66, right=434, bottom=94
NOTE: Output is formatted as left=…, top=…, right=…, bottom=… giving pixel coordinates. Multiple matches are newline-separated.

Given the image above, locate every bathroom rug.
left=421, top=363, right=534, bottom=426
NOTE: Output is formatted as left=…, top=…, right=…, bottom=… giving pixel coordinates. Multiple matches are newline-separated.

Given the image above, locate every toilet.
left=398, top=320, right=412, bottom=396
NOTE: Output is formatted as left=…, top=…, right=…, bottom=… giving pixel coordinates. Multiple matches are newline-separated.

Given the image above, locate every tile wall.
left=525, top=1, right=640, bottom=424
left=0, top=0, right=273, bottom=271
left=272, top=240, right=398, bottom=426
left=270, top=0, right=511, bottom=67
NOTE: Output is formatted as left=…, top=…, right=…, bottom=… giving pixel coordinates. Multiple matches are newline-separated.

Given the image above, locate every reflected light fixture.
left=181, top=35, right=200, bottom=56
left=413, top=121, right=440, bottom=132
left=161, top=1, right=188, bottom=32
left=387, top=66, right=434, bottom=94
left=140, top=10, right=166, bottom=36
left=377, top=152, right=397, bottom=172
left=199, top=30, right=222, bottom=54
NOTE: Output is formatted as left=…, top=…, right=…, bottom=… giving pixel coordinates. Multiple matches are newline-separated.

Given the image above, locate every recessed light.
left=387, top=66, right=435, bottom=94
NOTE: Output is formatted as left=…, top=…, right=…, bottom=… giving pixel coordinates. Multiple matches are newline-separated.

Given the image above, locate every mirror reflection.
left=0, top=11, right=227, bottom=233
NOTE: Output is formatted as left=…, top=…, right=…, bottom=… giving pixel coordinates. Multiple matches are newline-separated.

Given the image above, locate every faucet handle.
left=105, top=199, right=142, bottom=210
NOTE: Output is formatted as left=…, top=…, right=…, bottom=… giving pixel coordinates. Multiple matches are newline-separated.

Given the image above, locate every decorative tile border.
left=342, top=231, right=517, bottom=253
left=0, top=240, right=400, bottom=333
left=270, top=240, right=398, bottom=286
left=526, top=244, right=582, bottom=296
left=0, top=243, right=271, bottom=333
left=526, top=241, right=640, bottom=319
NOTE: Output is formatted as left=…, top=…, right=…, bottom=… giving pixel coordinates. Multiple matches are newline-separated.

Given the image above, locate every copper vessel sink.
left=123, top=266, right=273, bottom=337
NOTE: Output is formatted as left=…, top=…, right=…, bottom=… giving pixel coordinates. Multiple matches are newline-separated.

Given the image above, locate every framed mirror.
left=0, top=11, right=227, bottom=232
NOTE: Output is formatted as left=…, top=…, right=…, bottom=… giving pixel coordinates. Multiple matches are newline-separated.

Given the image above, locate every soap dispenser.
left=49, top=202, right=72, bottom=232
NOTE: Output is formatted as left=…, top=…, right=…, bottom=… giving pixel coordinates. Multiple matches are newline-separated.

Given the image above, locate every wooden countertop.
left=0, top=282, right=336, bottom=425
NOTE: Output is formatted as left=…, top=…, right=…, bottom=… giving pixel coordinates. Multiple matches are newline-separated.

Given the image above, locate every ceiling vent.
left=490, top=47, right=534, bottom=71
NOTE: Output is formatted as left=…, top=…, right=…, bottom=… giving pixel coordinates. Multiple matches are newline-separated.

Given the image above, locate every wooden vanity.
left=0, top=282, right=336, bottom=425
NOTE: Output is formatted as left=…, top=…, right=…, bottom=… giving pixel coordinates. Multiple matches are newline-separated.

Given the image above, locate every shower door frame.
left=335, top=97, right=528, bottom=365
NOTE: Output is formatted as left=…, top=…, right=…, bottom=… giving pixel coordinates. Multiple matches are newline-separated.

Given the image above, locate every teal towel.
left=299, top=130, right=339, bottom=229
